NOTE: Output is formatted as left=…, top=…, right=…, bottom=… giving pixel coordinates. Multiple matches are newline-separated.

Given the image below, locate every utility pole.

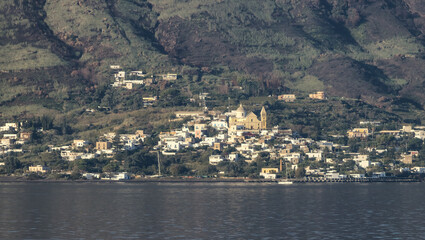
left=280, top=159, right=283, bottom=172
left=157, top=151, right=161, bottom=176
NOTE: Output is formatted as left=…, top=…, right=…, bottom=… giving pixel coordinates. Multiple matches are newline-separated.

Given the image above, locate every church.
left=228, top=104, right=267, bottom=132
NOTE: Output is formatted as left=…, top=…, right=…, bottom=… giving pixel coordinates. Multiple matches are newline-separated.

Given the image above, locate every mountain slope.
left=2, top=0, right=425, bottom=116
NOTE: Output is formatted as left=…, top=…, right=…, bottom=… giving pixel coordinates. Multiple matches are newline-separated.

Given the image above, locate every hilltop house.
left=72, top=140, right=89, bottom=148
left=162, top=73, right=178, bottom=81
left=309, top=91, right=325, bottom=100
left=278, top=94, right=296, bottom=102
left=29, top=165, right=50, bottom=173
left=347, top=128, right=369, bottom=138
left=96, top=141, right=112, bottom=150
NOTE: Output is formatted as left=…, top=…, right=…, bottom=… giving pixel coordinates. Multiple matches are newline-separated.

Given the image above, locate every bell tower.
left=261, top=106, right=267, bottom=129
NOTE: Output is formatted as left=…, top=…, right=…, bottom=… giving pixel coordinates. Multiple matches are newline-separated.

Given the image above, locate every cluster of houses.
left=110, top=65, right=177, bottom=90
left=0, top=122, right=31, bottom=156
left=277, top=91, right=325, bottom=102
left=155, top=104, right=425, bottom=179
left=4, top=98, right=425, bottom=180
left=346, top=125, right=425, bottom=140
left=48, top=130, right=149, bottom=161
left=24, top=130, right=150, bottom=180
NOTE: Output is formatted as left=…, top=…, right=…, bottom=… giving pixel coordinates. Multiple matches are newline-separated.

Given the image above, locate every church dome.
left=236, top=104, right=246, bottom=118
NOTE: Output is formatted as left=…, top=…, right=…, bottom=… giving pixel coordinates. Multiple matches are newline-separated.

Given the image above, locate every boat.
left=278, top=180, right=293, bottom=185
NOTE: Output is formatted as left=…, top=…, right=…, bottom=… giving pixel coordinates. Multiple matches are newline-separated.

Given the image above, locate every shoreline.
left=0, top=176, right=421, bottom=184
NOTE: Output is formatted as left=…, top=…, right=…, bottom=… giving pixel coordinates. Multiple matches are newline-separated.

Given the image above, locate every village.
left=1, top=94, right=425, bottom=182
left=1, top=66, right=425, bottom=182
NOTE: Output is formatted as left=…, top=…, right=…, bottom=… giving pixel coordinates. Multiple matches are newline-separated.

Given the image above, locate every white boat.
left=278, top=180, right=293, bottom=185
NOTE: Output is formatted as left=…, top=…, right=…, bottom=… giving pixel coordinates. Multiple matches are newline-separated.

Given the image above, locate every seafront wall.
left=0, top=176, right=421, bottom=183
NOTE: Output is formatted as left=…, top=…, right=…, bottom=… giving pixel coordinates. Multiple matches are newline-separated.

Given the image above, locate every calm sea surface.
left=1, top=182, right=425, bottom=239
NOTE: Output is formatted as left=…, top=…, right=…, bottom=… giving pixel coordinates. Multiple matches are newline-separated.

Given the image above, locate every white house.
left=359, top=160, right=371, bottom=169
left=83, top=173, right=101, bottom=180
left=306, top=151, right=323, bottom=161
left=372, top=172, right=386, bottom=178
left=81, top=153, right=97, bottom=160
left=73, top=140, right=89, bottom=148
left=282, top=153, right=301, bottom=164
left=209, top=155, right=224, bottom=165
left=228, top=153, right=239, bottom=162
left=325, top=172, right=342, bottom=179
left=0, top=123, right=18, bottom=132
left=129, top=71, right=145, bottom=77
left=412, top=167, right=425, bottom=173
left=210, top=120, right=228, bottom=130
left=353, top=154, right=369, bottom=162
left=203, top=137, right=217, bottom=146
left=166, top=142, right=181, bottom=151
left=111, top=172, right=130, bottom=180
left=414, top=130, right=425, bottom=140
left=3, top=134, right=18, bottom=139
left=114, top=71, right=126, bottom=81
left=350, top=173, right=366, bottom=178
left=61, top=151, right=83, bottom=161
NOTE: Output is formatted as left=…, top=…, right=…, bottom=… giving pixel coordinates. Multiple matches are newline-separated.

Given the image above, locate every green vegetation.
left=0, top=44, right=66, bottom=71
left=3, top=0, right=425, bottom=180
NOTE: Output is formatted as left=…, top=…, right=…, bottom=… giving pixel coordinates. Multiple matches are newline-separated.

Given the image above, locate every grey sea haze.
left=0, top=182, right=424, bottom=240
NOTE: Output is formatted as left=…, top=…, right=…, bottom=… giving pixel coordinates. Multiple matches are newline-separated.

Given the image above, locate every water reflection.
left=0, top=182, right=424, bottom=239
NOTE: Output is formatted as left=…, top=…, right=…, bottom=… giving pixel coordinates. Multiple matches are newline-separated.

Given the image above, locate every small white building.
left=372, top=172, right=386, bottom=178
left=228, top=153, right=239, bottom=162
left=325, top=172, right=343, bottom=179
left=350, top=173, right=366, bottom=178
left=359, top=160, right=371, bottom=169
left=353, top=154, right=369, bottom=162
left=73, top=140, right=89, bottom=148
left=0, top=123, right=18, bottom=132
left=210, top=120, right=228, bottom=130
left=29, top=165, right=50, bottom=173
left=414, top=130, right=425, bottom=140
left=3, top=134, right=18, bottom=139
left=203, top=137, right=217, bottom=146
left=412, top=167, right=425, bottom=173
left=129, top=71, right=145, bottom=77
left=162, top=73, right=178, bottom=81
left=111, top=172, right=130, bottom=180
left=166, top=142, right=181, bottom=151
left=306, top=151, right=323, bottom=161
left=83, top=173, right=101, bottom=180
left=209, top=155, right=224, bottom=165
left=81, top=153, right=97, bottom=160
left=110, top=65, right=121, bottom=69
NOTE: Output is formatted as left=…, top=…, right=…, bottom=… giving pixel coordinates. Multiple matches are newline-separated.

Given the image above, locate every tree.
left=169, top=164, right=189, bottom=176
left=102, top=161, right=120, bottom=173
left=295, top=167, right=305, bottom=178
left=197, top=165, right=217, bottom=176
left=73, top=159, right=92, bottom=172
left=59, top=117, right=71, bottom=135
left=159, top=88, right=187, bottom=107
left=408, top=138, right=423, bottom=151
left=121, top=150, right=157, bottom=174
left=41, top=115, right=53, bottom=130
left=3, top=157, right=21, bottom=174
left=225, top=161, right=245, bottom=177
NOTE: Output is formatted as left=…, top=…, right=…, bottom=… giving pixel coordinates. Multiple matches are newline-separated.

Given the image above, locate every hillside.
left=1, top=0, right=425, bottom=117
